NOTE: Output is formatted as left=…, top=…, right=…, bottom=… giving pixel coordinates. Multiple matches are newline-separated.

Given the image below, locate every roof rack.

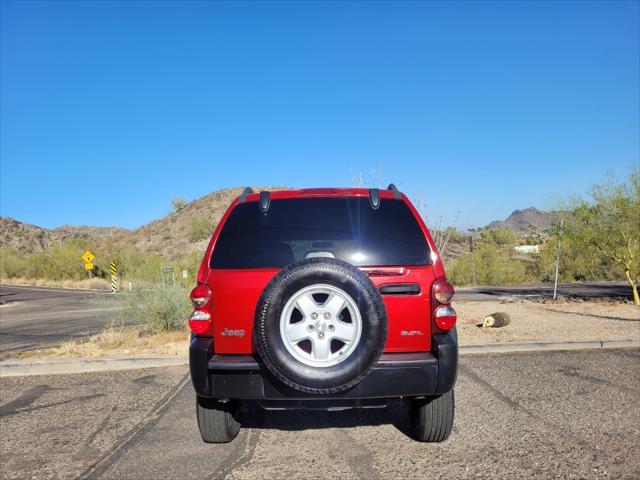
left=238, top=187, right=254, bottom=203
left=369, top=188, right=381, bottom=209
left=387, top=183, right=401, bottom=199
left=259, top=191, right=271, bottom=212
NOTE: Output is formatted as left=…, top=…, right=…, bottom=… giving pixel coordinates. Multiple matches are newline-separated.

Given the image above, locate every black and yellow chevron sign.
left=110, top=262, right=118, bottom=293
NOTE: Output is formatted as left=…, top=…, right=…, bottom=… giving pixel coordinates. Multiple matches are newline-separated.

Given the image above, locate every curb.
left=0, top=356, right=189, bottom=377
left=459, top=338, right=640, bottom=354
left=1, top=339, right=638, bottom=377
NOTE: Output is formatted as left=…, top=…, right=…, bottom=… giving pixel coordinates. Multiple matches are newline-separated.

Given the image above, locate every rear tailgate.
left=208, top=266, right=434, bottom=354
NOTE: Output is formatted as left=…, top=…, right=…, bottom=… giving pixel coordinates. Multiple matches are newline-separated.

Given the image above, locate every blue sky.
left=1, top=1, right=638, bottom=230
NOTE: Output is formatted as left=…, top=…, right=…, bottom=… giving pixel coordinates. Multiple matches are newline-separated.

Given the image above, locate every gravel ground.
left=456, top=300, right=639, bottom=345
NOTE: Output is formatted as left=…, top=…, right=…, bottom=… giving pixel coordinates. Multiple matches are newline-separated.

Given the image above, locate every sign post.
left=553, top=219, right=564, bottom=301
left=110, top=262, right=118, bottom=293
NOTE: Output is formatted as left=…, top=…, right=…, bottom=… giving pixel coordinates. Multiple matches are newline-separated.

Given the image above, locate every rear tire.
left=408, top=389, right=454, bottom=442
left=196, top=396, right=241, bottom=443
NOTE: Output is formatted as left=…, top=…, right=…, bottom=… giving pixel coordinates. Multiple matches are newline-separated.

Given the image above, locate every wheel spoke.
left=324, top=294, right=346, bottom=318
left=331, top=320, right=355, bottom=343
left=280, top=284, right=362, bottom=367
left=312, top=337, right=331, bottom=360
left=295, top=294, right=317, bottom=318
left=286, top=322, right=311, bottom=343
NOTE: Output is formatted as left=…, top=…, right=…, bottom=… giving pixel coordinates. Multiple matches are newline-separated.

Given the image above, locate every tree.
left=479, top=228, right=517, bottom=247
left=562, top=168, right=640, bottom=305
left=171, top=196, right=188, bottom=211
left=448, top=243, right=531, bottom=286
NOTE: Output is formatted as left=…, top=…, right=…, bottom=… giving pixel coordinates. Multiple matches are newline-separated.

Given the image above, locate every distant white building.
left=514, top=245, right=540, bottom=254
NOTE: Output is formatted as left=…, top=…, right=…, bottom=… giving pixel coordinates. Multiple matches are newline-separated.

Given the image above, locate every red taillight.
left=190, top=285, right=212, bottom=308
left=433, top=280, right=455, bottom=304
left=434, top=305, right=457, bottom=331
left=189, top=309, right=211, bottom=335
left=189, top=285, right=212, bottom=335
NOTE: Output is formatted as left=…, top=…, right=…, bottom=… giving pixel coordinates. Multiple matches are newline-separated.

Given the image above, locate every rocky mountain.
left=0, top=187, right=286, bottom=258
left=0, top=218, right=50, bottom=254
left=124, top=186, right=286, bottom=258
left=2, top=191, right=556, bottom=261
left=485, top=207, right=559, bottom=235
left=0, top=217, right=129, bottom=255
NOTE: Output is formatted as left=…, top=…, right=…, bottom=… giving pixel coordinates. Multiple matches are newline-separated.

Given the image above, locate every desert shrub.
left=22, top=239, right=91, bottom=281
left=188, top=217, right=213, bottom=242
left=536, top=223, right=622, bottom=283
left=95, top=244, right=165, bottom=284
left=110, top=283, right=191, bottom=333
left=448, top=244, right=531, bottom=286
left=479, top=228, right=517, bottom=247
left=174, top=250, right=204, bottom=286
left=171, top=196, right=188, bottom=211
left=0, top=247, right=27, bottom=278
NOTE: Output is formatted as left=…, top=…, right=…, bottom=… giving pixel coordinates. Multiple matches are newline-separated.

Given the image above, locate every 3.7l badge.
left=400, top=330, right=424, bottom=336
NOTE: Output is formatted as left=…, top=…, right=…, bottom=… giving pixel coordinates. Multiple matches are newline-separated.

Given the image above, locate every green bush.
left=96, top=244, right=165, bottom=283
left=0, top=247, right=27, bottom=278
left=188, top=218, right=213, bottom=242
left=171, top=196, right=188, bottom=211
left=448, top=243, right=532, bottom=286
left=479, top=228, right=517, bottom=247
left=536, top=225, right=621, bottom=283
left=21, top=238, right=91, bottom=280
left=110, top=283, right=191, bottom=333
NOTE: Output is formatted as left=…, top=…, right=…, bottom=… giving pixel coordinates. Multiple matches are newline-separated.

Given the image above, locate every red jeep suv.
left=189, top=185, right=457, bottom=443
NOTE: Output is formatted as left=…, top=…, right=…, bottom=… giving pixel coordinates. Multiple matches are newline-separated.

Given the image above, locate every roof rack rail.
left=387, top=183, right=401, bottom=199
left=369, top=188, right=381, bottom=209
left=238, top=187, right=254, bottom=203
left=259, top=191, right=271, bottom=212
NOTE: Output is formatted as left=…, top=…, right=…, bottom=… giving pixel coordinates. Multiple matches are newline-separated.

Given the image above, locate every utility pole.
left=469, top=235, right=477, bottom=286
left=553, top=218, right=564, bottom=300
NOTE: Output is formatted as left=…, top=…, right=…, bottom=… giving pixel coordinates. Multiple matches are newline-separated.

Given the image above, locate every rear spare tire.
left=254, top=258, right=387, bottom=394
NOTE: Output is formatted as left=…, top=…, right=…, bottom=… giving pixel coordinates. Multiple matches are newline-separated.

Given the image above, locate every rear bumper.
left=189, top=330, right=457, bottom=401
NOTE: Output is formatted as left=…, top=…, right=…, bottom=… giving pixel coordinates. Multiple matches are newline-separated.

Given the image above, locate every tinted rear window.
left=210, top=197, right=430, bottom=269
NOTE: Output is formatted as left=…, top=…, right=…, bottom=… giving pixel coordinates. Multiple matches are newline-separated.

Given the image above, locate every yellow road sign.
left=82, top=250, right=95, bottom=263
left=84, top=262, right=94, bottom=270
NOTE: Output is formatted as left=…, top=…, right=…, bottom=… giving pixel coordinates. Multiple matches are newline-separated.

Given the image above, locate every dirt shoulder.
left=18, top=329, right=189, bottom=359
left=456, top=299, right=639, bottom=345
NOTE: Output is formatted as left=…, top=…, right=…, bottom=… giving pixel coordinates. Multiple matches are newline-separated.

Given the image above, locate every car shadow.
left=239, top=399, right=414, bottom=439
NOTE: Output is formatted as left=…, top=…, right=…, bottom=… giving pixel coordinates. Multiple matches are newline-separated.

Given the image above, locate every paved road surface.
left=0, top=285, right=113, bottom=359
left=1, top=348, right=638, bottom=479
left=456, top=281, right=632, bottom=301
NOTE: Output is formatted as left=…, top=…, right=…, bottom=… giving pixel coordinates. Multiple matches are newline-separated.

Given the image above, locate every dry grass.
left=19, top=327, right=189, bottom=359
left=1, top=276, right=110, bottom=290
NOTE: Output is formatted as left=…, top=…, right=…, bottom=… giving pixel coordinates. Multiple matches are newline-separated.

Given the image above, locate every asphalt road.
left=1, top=348, right=638, bottom=479
left=0, top=285, right=114, bottom=359
left=456, top=281, right=632, bottom=302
